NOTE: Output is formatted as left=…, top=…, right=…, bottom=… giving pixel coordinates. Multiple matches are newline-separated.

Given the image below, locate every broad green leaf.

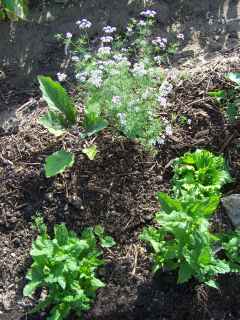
left=38, top=76, right=77, bottom=125
left=82, top=144, right=98, bottom=160
left=205, top=279, right=219, bottom=289
left=45, top=150, right=75, bottom=177
left=100, top=236, right=116, bottom=248
left=226, top=72, right=240, bottom=86
left=208, top=90, right=225, bottom=98
left=38, top=111, right=67, bottom=136
left=177, top=262, right=193, bottom=283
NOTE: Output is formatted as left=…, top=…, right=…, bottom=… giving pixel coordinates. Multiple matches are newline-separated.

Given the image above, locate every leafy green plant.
left=24, top=223, right=115, bottom=320
left=208, top=72, right=240, bottom=123
left=172, top=149, right=232, bottom=199
left=140, top=192, right=230, bottom=288
left=0, top=0, right=28, bottom=20
left=68, top=12, right=181, bottom=150
left=220, top=230, right=240, bottom=272
left=38, top=76, right=77, bottom=136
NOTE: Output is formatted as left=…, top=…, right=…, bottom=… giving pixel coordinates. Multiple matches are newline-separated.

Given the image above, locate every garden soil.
left=1, top=52, right=240, bottom=319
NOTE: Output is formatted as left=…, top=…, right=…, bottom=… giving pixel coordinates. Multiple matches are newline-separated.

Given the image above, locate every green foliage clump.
left=172, top=149, right=232, bottom=199
left=140, top=149, right=236, bottom=288
left=24, top=222, right=115, bottom=320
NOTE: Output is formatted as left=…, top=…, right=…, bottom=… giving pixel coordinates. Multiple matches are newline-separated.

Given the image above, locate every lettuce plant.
left=24, top=223, right=115, bottom=320
left=220, top=230, right=240, bottom=272
left=172, top=149, right=232, bottom=198
left=140, top=192, right=230, bottom=288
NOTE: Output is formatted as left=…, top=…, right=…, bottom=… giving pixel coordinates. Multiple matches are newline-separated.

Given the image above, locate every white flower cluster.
left=66, top=32, right=72, bottom=39
left=140, top=9, right=157, bottom=18
left=112, top=96, right=121, bottom=104
left=76, top=19, right=92, bottom=29
left=98, top=46, right=111, bottom=55
left=138, top=20, right=147, bottom=26
left=100, top=36, right=114, bottom=43
left=118, top=112, right=127, bottom=126
left=88, top=69, right=103, bottom=87
left=113, top=54, right=129, bottom=64
left=154, top=55, right=162, bottom=65
left=159, top=81, right=173, bottom=96
left=72, top=56, right=80, bottom=62
left=103, top=26, right=117, bottom=34
left=152, top=37, right=167, bottom=48
left=177, top=33, right=184, bottom=40
left=157, top=96, right=167, bottom=107
left=76, top=71, right=87, bottom=82
left=57, top=72, right=67, bottom=82
left=132, top=62, right=147, bottom=77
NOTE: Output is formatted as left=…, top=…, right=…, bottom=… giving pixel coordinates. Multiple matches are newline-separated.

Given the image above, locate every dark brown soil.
left=1, top=53, right=240, bottom=320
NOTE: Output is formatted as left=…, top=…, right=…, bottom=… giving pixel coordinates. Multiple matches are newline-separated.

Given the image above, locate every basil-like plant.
left=24, top=222, right=115, bottom=320
left=172, top=149, right=232, bottom=199
left=140, top=192, right=230, bottom=288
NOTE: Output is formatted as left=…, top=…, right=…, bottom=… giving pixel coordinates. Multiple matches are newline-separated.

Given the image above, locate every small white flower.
left=100, top=36, right=113, bottom=43
left=72, top=56, right=80, bottom=62
left=76, top=18, right=92, bottom=29
left=112, top=96, right=121, bottom=104
left=156, top=136, right=165, bottom=145
left=118, top=112, right=126, bottom=126
left=154, top=55, right=162, bottom=65
left=88, top=70, right=103, bottom=87
left=152, top=37, right=167, bottom=49
left=177, top=33, right=184, bottom=40
left=132, top=62, right=146, bottom=77
left=160, top=81, right=173, bottom=96
left=66, top=32, right=72, bottom=39
left=57, top=72, right=67, bottom=82
left=103, top=26, right=116, bottom=34
left=83, top=54, right=91, bottom=60
left=165, top=125, right=173, bottom=136
left=76, top=71, right=87, bottom=82
left=138, top=20, right=147, bottom=26
left=157, top=96, right=167, bottom=107
left=187, top=118, right=192, bottom=125
left=98, top=46, right=111, bottom=55
left=140, top=9, right=157, bottom=18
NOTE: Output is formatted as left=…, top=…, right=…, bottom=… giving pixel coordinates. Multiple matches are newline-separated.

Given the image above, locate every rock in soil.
left=222, top=194, right=240, bottom=228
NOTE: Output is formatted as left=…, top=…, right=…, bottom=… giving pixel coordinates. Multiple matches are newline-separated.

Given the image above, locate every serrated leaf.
left=94, top=225, right=104, bottom=237
left=82, top=145, right=98, bottom=160
left=45, top=150, right=74, bottom=178
left=54, top=224, right=69, bottom=246
left=156, top=192, right=182, bottom=214
left=90, top=278, right=105, bottom=289
left=226, top=72, right=240, bottom=86
left=38, top=76, right=77, bottom=125
left=38, top=111, right=67, bottom=136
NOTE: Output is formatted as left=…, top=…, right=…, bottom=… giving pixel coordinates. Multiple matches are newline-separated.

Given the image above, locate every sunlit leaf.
left=45, top=150, right=74, bottom=177
left=82, top=145, right=98, bottom=160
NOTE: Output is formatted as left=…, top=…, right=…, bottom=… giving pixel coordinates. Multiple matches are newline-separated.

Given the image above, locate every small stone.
left=222, top=194, right=240, bottom=227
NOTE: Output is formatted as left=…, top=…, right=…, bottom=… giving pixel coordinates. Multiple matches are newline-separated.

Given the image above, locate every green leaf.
left=2, top=0, right=27, bottom=20
left=94, top=225, right=105, bottom=237
left=38, top=111, right=67, bottom=136
left=205, top=279, right=219, bottom=289
left=100, top=236, right=116, bottom=248
left=38, top=76, right=77, bottom=125
left=208, top=90, right=225, bottom=98
left=177, top=262, right=193, bottom=283
left=226, top=72, right=240, bottom=86
left=90, top=278, right=105, bottom=289
left=82, top=145, right=98, bottom=160
left=156, top=192, right=182, bottom=214
left=83, top=113, right=108, bottom=137
left=54, top=224, right=69, bottom=246
left=23, top=280, right=41, bottom=296
left=45, top=150, right=75, bottom=177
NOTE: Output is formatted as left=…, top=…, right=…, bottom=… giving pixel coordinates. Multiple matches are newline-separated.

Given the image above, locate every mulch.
left=1, top=53, right=240, bottom=320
